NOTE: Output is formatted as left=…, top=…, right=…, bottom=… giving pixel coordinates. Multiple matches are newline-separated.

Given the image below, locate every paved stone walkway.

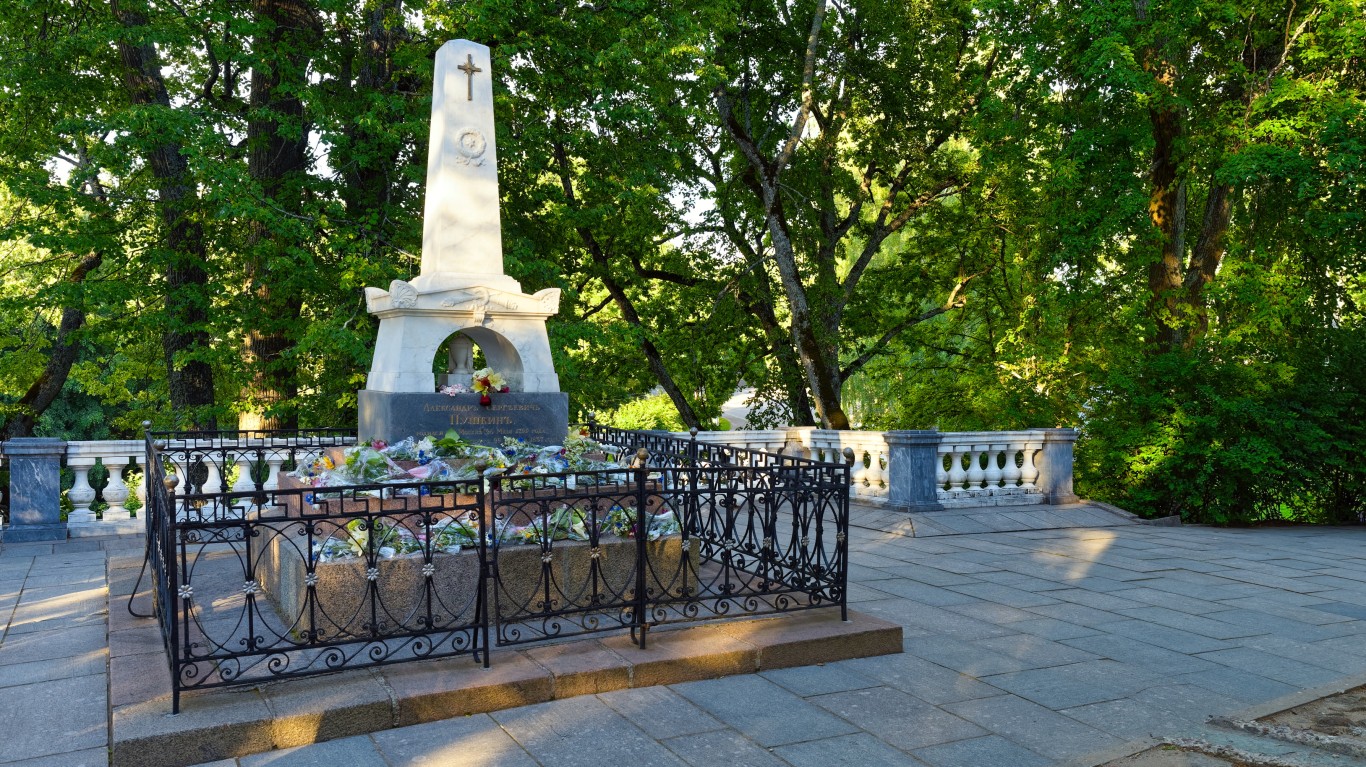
left=0, top=534, right=142, bottom=767
left=4, top=510, right=1366, bottom=766
left=851, top=501, right=1147, bottom=537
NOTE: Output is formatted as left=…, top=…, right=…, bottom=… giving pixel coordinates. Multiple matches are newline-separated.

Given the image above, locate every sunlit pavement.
left=5, top=512, right=1366, bottom=767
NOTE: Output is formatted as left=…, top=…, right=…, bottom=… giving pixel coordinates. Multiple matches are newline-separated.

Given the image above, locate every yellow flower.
left=471, top=367, right=506, bottom=393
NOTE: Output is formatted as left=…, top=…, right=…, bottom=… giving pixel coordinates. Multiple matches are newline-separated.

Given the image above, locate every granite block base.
left=358, top=390, right=569, bottom=446
left=0, top=523, right=68, bottom=542
left=259, top=524, right=696, bottom=634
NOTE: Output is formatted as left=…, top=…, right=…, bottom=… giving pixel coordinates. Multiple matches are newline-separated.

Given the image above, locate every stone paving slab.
left=107, top=607, right=899, bottom=767
left=851, top=501, right=1146, bottom=538
left=11, top=514, right=1366, bottom=767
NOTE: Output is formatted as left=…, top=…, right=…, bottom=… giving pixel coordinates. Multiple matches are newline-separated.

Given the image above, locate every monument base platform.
left=109, top=547, right=902, bottom=767
left=358, top=390, right=569, bottom=445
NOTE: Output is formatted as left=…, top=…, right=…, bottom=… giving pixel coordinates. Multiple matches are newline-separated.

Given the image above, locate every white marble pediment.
left=366, top=280, right=561, bottom=318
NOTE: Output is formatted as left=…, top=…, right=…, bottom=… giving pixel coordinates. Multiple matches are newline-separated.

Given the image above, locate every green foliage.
left=601, top=392, right=686, bottom=432
left=1079, top=334, right=1365, bottom=524
left=0, top=0, right=1359, bottom=526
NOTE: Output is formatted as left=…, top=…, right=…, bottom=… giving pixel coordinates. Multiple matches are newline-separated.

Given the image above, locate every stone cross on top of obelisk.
left=414, top=40, right=517, bottom=292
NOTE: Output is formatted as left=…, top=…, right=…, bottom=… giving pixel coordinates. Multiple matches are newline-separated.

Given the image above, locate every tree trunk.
left=549, top=139, right=703, bottom=429
left=110, top=0, right=217, bottom=429
left=240, top=0, right=319, bottom=430
left=4, top=252, right=103, bottom=439
left=1184, top=183, right=1233, bottom=342
left=597, top=268, right=703, bottom=429
left=739, top=283, right=816, bottom=426
left=1147, top=104, right=1186, bottom=352
left=337, top=0, right=409, bottom=227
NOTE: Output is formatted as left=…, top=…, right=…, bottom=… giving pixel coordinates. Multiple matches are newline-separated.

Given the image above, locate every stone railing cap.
left=65, top=439, right=148, bottom=457
left=1, top=437, right=68, bottom=455
left=884, top=430, right=942, bottom=445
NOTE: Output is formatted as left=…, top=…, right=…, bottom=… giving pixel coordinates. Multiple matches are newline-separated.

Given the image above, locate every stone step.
left=110, top=583, right=899, bottom=767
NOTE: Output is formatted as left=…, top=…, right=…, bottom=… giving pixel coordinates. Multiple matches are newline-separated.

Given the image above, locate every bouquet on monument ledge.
left=471, top=367, right=510, bottom=406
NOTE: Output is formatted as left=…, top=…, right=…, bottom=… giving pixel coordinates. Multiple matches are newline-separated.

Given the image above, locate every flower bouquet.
left=471, top=367, right=510, bottom=406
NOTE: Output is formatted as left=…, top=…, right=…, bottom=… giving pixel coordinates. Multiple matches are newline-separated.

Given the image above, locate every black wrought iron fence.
left=141, top=427, right=849, bottom=713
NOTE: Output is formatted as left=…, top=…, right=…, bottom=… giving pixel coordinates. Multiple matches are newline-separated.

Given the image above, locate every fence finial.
left=631, top=447, right=650, bottom=469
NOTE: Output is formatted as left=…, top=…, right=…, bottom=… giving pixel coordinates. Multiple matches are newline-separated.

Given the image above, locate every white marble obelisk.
left=362, top=39, right=563, bottom=399
left=413, top=41, right=519, bottom=293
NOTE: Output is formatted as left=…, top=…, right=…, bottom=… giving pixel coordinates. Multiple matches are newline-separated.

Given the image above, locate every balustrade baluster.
left=232, top=452, right=256, bottom=495
left=1003, top=441, right=1023, bottom=490
left=263, top=454, right=285, bottom=492
left=202, top=454, right=224, bottom=495
left=871, top=443, right=889, bottom=496
left=985, top=444, right=1006, bottom=493
left=965, top=445, right=987, bottom=493
left=850, top=446, right=871, bottom=493
left=103, top=460, right=131, bottom=520
left=1020, top=442, right=1041, bottom=489
left=67, top=454, right=98, bottom=526
left=935, top=446, right=950, bottom=500
left=947, top=447, right=968, bottom=494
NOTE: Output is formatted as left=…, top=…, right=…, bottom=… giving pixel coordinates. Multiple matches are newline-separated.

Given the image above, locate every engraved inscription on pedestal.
left=359, top=390, right=568, bottom=445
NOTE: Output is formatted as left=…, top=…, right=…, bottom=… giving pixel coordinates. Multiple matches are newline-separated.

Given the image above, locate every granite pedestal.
left=359, top=390, right=569, bottom=446
left=886, top=430, right=944, bottom=512
left=1039, top=427, right=1080, bottom=505
left=2, top=437, right=68, bottom=541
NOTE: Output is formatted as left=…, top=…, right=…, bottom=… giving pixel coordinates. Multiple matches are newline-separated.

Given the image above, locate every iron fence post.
left=478, top=479, right=491, bottom=668
left=838, top=461, right=850, bottom=622
left=633, top=448, right=650, bottom=648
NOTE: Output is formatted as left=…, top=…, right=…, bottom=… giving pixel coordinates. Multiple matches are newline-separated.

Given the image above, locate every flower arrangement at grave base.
left=308, top=503, right=682, bottom=564
left=290, top=429, right=620, bottom=492
left=287, top=429, right=676, bottom=565
left=310, top=516, right=479, bottom=563
left=601, top=504, right=682, bottom=540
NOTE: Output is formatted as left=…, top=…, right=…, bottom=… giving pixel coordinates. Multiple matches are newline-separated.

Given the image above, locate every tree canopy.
left=1, top=0, right=1361, bottom=523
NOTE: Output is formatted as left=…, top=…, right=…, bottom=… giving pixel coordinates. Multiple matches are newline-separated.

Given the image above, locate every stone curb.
left=1219, top=669, right=1366, bottom=723
left=1065, top=669, right=1366, bottom=767
left=69, top=519, right=145, bottom=538
left=109, top=608, right=901, bottom=767
left=1057, top=736, right=1164, bottom=767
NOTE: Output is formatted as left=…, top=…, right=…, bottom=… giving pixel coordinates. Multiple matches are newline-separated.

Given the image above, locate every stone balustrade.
left=672, top=427, right=1078, bottom=511
left=1, top=434, right=355, bottom=539
left=932, top=430, right=1045, bottom=508
left=65, top=440, right=146, bottom=533
left=782, top=429, right=890, bottom=499
left=0, top=426, right=1078, bottom=540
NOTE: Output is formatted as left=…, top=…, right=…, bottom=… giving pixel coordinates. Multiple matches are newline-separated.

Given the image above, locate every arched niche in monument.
left=433, top=328, right=524, bottom=391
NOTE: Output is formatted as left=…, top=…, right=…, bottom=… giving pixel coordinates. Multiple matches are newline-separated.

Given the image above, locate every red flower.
left=500, top=385, right=510, bottom=393
left=479, top=393, right=492, bottom=407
